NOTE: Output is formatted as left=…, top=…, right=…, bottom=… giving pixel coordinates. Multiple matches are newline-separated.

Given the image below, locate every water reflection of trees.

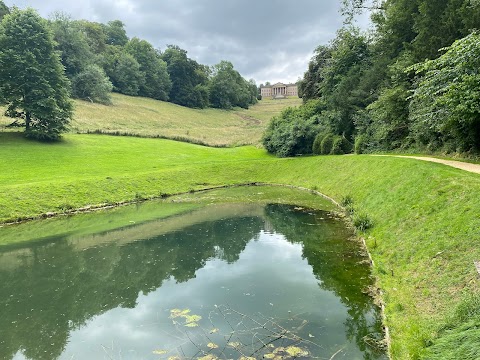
left=0, top=204, right=383, bottom=360
left=263, top=204, right=384, bottom=360
left=0, top=215, right=263, bottom=360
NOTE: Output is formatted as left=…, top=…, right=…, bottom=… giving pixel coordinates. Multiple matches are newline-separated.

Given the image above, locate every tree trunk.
left=25, top=111, right=31, bottom=131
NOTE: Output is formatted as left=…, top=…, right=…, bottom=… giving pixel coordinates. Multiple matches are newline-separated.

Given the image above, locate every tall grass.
left=72, top=94, right=301, bottom=146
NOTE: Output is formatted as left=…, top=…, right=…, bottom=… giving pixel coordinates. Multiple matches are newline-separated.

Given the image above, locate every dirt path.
left=376, top=155, right=480, bottom=174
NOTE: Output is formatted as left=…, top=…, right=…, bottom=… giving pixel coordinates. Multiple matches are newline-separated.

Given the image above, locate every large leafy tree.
left=161, top=46, right=210, bottom=108
left=0, top=8, right=73, bottom=141
left=409, top=32, right=480, bottom=152
left=125, top=38, right=171, bottom=100
left=209, top=60, right=255, bottom=109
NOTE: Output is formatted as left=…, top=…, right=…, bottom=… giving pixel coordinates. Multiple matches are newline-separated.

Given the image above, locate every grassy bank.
left=1, top=132, right=479, bottom=359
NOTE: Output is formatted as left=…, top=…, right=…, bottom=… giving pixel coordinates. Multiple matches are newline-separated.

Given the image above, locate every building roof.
left=260, top=82, right=298, bottom=88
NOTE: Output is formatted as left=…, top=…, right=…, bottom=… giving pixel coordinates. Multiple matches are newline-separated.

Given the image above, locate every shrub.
left=331, top=136, right=353, bottom=155
left=320, top=134, right=334, bottom=154
left=262, top=100, right=325, bottom=157
left=354, top=135, right=365, bottom=154
left=312, top=132, right=328, bottom=154
left=353, top=212, right=374, bottom=231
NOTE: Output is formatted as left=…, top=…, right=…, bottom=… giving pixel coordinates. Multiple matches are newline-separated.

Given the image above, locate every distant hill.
left=69, top=94, right=301, bottom=147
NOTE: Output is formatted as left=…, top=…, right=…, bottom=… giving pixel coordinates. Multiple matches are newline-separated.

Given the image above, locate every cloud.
left=4, top=0, right=353, bottom=84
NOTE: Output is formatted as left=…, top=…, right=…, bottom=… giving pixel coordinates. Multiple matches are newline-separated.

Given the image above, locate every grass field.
left=0, top=94, right=301, bottom=146
left=73, top=94, right=301, bottom=146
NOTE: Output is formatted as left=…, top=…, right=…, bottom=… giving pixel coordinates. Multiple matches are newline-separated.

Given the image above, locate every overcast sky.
left=4, top=0, right=370, bottom=85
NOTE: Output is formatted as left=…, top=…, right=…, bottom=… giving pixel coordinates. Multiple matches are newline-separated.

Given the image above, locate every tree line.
left=264, top=0, right=480, bottom=156
left=0, top=4, right=258, bottom=140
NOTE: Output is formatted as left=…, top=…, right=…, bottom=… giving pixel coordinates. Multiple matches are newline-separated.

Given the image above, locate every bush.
left=353, top=212, right=374, bottom=231
left=354, top=135, right=365, bottom=154
left=331, top=135, right=353, bottom=155
left=320, top=134, right=334, bottom=154
left=71, top=64, right=113, bottom=105
left=312, top=132, right=328, bottom=154
left=262, top=100, right=325, bottom=157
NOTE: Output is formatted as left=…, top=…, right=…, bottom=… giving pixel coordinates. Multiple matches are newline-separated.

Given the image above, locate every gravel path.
left=379, top=155, right=480, bottom=174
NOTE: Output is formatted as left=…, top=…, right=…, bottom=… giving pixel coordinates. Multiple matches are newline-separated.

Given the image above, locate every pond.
left=0, top=187, right=386, bottom=360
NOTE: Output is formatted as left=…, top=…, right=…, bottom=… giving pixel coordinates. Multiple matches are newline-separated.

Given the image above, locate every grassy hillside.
left=1, top=132, right=479, bottom=359
left=73, top=94, right=301, bottom=146
left=0, top=94, right=301, bottom=146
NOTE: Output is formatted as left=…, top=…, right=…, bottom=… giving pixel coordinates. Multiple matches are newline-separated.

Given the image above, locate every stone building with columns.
left=260, top=82, right=299, bottom=99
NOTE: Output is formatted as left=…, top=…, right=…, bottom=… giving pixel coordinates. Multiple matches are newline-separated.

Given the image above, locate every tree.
left=49, top=12, right=93, bottom=78
left=0, top=1, right=9, bottom=21
left=409, top=32, right=480, bottom=152
left=299, top=45, right=332, bottom=101
left=71, top=64, right=113, bottom=104
left=0, top=8, right=73, bottom=141
left=125, top=38, right=171, bottom=100
left=103, top=20, right=128, bottom=46
left=209, top=61, right=255, bottom=109
left=102, top=46, right=145, bottom=96
left=161, top=45, right=210, bottom=108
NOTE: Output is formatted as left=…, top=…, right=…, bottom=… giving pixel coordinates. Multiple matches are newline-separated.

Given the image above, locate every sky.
left=4, top=0, right=370, bottom=85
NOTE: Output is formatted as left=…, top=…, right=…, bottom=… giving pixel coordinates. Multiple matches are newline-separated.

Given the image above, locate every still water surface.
left=0, top=199, right=386, bottom=360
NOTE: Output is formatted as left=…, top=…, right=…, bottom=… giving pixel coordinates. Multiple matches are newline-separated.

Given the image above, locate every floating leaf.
left=184, top=314, right=202, bottom=323
left=228, top=342, right=241, bottom=349
left=168, top=357, right=181, bottom=360
left=170, top=309, right=190, bottom=319
left=184, top=322, right=199, bottom=328
left=209, top=328, right=219, bottom=334
left=152, top=349, right=168, bottom=355
left=285, top=346, right=309, bottom=357
left=239, top=357, right=256, bottom=360
left=198, top=355, right=218, bottom=360
left=264, top=354, right=275, bottom=359
left=207, top=342, right=219, bottom=349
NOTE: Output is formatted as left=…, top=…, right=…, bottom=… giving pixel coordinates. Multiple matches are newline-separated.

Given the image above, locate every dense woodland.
left=0, top=3, right=257, bottom=139
left=264, top=0, right=480, bottom=156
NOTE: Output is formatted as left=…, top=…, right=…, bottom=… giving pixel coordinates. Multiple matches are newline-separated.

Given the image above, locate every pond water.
left=0, top=189, right=386, bottom=360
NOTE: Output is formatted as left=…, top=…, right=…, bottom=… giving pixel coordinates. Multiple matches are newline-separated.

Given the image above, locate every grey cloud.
left=4, top=0, right=349, bottom=84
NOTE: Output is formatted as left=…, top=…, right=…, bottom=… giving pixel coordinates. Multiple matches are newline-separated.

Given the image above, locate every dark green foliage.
left=0, top=8, right=73, bottom=141
left=71, top=64, right=113, bottom=105
left=320, top=134, right=334, bottom=154
left=312, top=132, right=324, bottom=155
left=300, top=45, right=331, bottom=101
left=354, top=135, right=365, bottom=154
left=409, top=33, right=480, bottom=152
left=103, top=20, right=128, bottom=46
left=209, top=61, right=257, bottom=109
left=0, top=0, right=9, bottom=20
left=125, top=38, right=172, bottom=101
left=262, top=100, right=325, bottom=157
left=49, top=13, right=93, bottom=78
left=103, top=47, right=145, bottom=96
left=331, top=135, right=353, bottom=155
left=353, top=212, right=374, bottom=231
left=161, top=46, right=210, bottom=108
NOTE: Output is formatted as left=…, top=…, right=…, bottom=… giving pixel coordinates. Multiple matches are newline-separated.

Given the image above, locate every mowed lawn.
left=1, top=96, right=480, bottom=359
